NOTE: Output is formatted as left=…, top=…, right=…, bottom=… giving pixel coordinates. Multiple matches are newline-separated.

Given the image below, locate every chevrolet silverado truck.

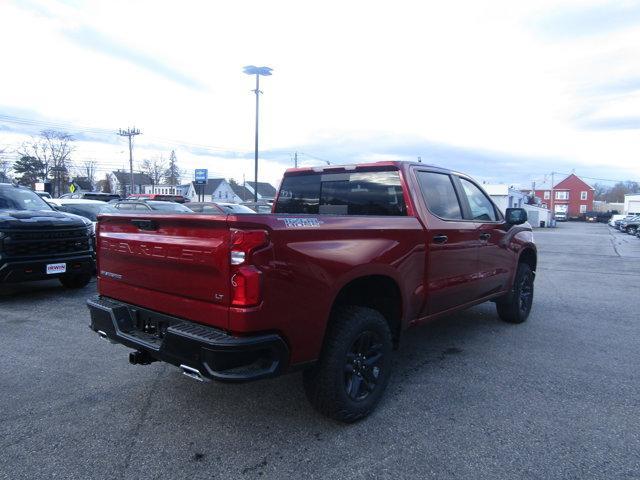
left=87, top=162, right=536, bottom=422
left=0, top=183, right=94, bottom=287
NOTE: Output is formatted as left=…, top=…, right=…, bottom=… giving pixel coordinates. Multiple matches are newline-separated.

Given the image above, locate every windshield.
left=0, top=187, right=53, bottom=212
left=58, top=203, right=118, bottom=221
left=147, top=201, right=192, bottom=212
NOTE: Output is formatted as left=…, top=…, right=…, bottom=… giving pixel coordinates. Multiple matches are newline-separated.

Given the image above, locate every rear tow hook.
left=129, top=350, right=157, bottom=365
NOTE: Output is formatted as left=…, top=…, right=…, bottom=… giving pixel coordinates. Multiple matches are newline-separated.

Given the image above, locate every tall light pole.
left=243, top=65, right=272, bottom=202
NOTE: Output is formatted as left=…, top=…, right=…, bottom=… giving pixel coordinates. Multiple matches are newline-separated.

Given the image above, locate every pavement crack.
left=608, top=228, right=622, bottom=257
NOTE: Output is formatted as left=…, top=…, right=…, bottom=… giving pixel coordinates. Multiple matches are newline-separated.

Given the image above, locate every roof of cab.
left=282, top=160, right=454, bottom=176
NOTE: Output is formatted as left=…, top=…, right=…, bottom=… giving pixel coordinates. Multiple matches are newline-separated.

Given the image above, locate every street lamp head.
left=243, top=65, right=273, bottom=76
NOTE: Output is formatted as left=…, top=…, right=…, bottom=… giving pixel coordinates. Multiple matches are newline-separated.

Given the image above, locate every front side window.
left=544, top=191, right=550, bottom=200
left=580, top=204, right=587, bottom=213
left=556, top=191, right=568, bottom=200
left=275, top=170, right=406, bottom=216
left=459, top=178, right=498, bottom=222
left=580, top=191, right=588, bottom=200
left=415, top=171, right=462, bottom=220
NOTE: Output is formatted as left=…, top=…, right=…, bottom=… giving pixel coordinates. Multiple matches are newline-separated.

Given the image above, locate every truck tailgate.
left=97, top=214, right=231, bottom=328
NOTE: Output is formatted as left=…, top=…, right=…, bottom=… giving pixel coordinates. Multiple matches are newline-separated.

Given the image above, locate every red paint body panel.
left=95, top=162, right=536, bottom=367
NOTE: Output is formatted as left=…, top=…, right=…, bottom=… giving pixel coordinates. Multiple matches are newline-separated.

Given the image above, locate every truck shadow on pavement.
left=144, top=302, right=507, bottom=431
left=0, top=278, right=96, bottom=301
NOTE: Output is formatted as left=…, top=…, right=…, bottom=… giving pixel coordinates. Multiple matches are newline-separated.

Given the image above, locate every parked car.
left=113, top=200, right=193, bottom=213
left=554, top=212, right=568, bottom=222
left=619, top=215, right=640, bottom=234
left=49, top=199, right=119, bottom=233
left=88, top=161, right=536, bottom=422
left=241, top=201, right=273, bottom=214
left=583, top=211, right=598, bottom=222
left=127, top=193, right=188, bottom=203
left=186, top=202, right=257, bottom=214
left=614, top=215, right=635, bottom=229
left=216, top=203, right=257, bottom=214
left=0, top=183, right=94, bottom=287
left=35, top=191, right=52, bottom=199
left=184, top=202, right=225, bottom=214
left=60, top=191, right=122, bottom=202
left=609, top=214, right=628, bottom=227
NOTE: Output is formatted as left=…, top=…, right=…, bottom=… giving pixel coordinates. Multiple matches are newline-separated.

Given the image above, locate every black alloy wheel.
left=518, top=269, right=534, bottom=318
left=344, top=331, right=384, bottom=401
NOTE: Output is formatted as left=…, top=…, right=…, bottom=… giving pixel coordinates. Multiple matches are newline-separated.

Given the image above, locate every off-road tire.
left=59, top=272, right=92, bottom=289
left=303, top=306, right=393, bottom=423
left=496, top=263, right=534, bottom=324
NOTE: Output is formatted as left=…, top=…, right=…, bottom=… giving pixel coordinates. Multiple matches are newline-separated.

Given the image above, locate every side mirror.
left=505, top=207, right=527, bottom=225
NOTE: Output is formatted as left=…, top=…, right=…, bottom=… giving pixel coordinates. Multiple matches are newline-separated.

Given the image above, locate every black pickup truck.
left=0, top=183, right=94, bottom=287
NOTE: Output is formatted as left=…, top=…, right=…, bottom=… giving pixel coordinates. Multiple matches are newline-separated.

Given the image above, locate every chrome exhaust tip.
left=180, top=364, right=208, bottom=382
left=97, top=330, right=117, bottom=344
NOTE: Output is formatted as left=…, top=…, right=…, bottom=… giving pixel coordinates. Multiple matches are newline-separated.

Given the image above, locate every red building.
left=524, top=174, right=594, bottom=218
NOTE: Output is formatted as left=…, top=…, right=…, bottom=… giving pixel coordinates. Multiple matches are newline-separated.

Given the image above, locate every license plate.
left=46, top=263, right=67, bottom=275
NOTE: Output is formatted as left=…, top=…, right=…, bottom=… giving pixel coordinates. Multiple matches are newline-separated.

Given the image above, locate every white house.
left=484, top=183, right=551, bottom=227
left=245, top=181, right=277, bottom=201
left=143, top=184, right=182, bottom=195
left=109, top=170, right=153, bottom=196
left=188, top=178, right=245, bottom=203
left=624, top=194, right=640, bottom=215
left=483, top=184, right=527, bottom=213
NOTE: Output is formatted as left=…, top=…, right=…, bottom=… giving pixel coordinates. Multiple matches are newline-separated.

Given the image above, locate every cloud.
left=533, top=2, right=640, bottom=39
left=586, top=78, right=640, bottom=96
left=62, top=27, right=206, bottom=91
left=578, top=116, right=640, bottom=130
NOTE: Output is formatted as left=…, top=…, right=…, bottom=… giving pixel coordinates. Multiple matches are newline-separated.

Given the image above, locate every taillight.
left=230, top=229, right=268, bottom=307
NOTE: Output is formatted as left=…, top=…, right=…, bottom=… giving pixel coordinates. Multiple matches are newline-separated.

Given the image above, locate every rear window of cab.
left=274, top=170, right=407, bottom=216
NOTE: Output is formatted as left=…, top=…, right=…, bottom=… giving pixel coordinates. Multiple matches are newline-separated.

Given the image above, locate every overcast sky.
left=1, top=0, right=640, bottom=188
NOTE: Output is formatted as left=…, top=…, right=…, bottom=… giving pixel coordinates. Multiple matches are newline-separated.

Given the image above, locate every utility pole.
left=294, top=152, right=298, bottom=168
left=550, top=171, right=555, bottom=217
left=118, top=127, right=142, bottom=196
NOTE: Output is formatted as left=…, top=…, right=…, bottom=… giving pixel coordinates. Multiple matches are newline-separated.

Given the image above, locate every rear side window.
left=416, top=171, right=462, bottom=220
left=275, top=170, right=406, bottom=216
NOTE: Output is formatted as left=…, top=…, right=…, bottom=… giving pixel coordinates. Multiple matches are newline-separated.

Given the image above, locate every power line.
left=0, top=114, right=245, bottom=155
left=298, top=152, right=332, bottom=165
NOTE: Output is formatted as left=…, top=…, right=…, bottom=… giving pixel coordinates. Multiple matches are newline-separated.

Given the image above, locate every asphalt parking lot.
left=1, top=222, right=639, bottom=479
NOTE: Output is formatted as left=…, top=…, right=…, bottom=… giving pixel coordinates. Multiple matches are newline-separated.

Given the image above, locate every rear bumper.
left=0, top=254, right=94, bottom=283
left=87, top=295, right=289, bottom=383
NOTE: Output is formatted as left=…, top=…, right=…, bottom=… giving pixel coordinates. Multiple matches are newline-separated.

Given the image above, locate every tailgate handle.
left=131, top=219, right=158, bottom=231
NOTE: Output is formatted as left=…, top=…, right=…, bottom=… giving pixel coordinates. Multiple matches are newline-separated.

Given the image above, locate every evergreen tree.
left=13, top=156, right=45, bottom=187
left=164, top=150, right=180, bottom=185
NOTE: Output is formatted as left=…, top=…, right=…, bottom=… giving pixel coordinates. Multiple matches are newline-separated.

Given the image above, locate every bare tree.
left=75, top=159, right=97, bottom=187
left=139, top=155, right=167, bottom=190
left=96, top=173, right=112, bottom=193
left=17, top=130, right=75, bottom=197
left=0, top=147, right=12, bottom=181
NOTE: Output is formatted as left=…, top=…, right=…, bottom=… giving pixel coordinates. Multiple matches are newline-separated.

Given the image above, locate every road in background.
left=1, top=222, right=639, bottom=479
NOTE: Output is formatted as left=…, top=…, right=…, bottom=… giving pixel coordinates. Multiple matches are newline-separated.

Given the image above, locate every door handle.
left=433, top=234, right=448, bottom=244
left=479, top=233, right=491, bottom=241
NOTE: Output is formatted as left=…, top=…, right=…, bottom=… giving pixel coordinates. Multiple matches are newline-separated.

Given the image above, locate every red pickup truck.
left=88, top=161, right=536, bottom=422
